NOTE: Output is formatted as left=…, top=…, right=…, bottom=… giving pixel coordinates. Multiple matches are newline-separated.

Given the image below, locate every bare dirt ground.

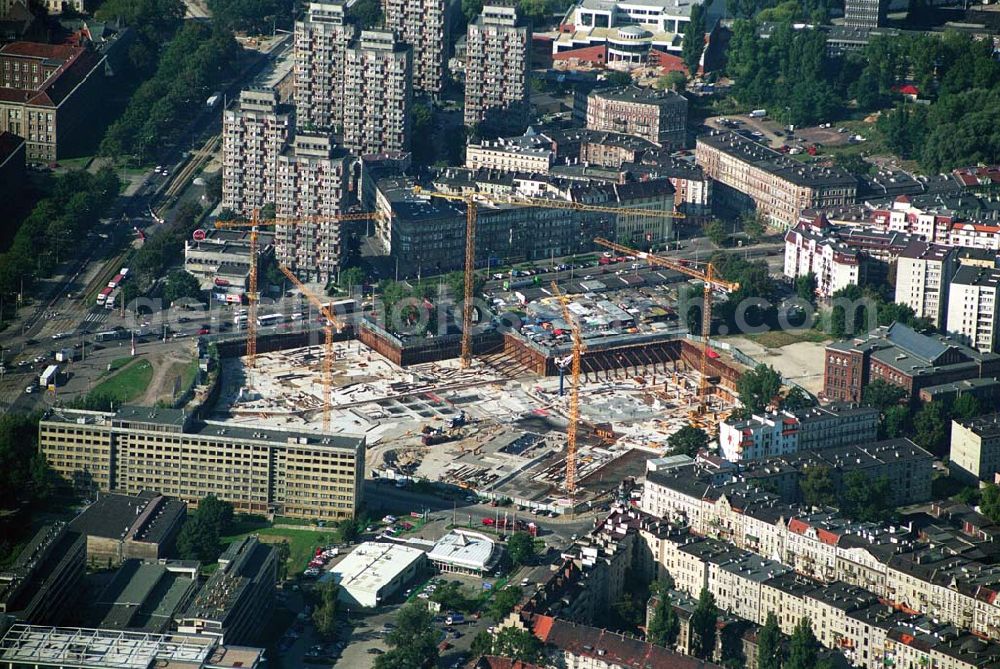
left=726, top=336, right=828, bottom=394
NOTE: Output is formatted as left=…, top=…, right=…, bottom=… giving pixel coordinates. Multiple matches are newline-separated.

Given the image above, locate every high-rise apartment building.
left=275, top=133, right=350, bottom=282
left=844, top=0, right=887, bottom=29
left=293, top=2, right=355, bottom=130
left=221, top=88, right=292, bottom=218
left=894, top=241, right=957, bottom=330
left=464, top=4, right=530, bottom=133
left=951, top=413, right=1000, bottom=484
left=947, top=265, right=1000, bottom=354
left=343, top=30, right=412, bottom=155
left=382, top=0, right=446, bottom=96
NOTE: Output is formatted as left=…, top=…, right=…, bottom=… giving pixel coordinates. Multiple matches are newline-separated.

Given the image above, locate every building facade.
left=0, top=523, right=85, bottom=624
left=585, top=86, right=688, bottom=148
left=823, top=322, right=1000, bottom=404
left=894, top=241, right=958, bottom=330
left=946, top=265, right=1000, bottom=354
left=221, top=88, right=292, bottom=218
left=293, top=2, right=355, bottom=130
left=844, top=0, right=888, bottom=29
left=950, top=413, right=1000, bottom=484
left=465, top=134, right=555, bottom=173
left=343, top=30, right=412, bottom=155
left=0, top=42, right=107, bottom=162
left=274, top=133, right=350, bottom=283
left=465, top=5, right=530, bottom=133
left=382, top=0, right=446, bottom=96
left=38, top=407, right=365, bottom=521
left=68, top=491, right=186, bottom=567
left=697, top=132, right=857, bottom=229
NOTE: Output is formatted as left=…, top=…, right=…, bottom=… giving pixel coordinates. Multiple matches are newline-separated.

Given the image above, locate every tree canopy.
left=841, top=472, right=894, bottom=523
left=737, top=365, right=783, bottom=415
left=757, top=612, right=783, bottom=669
left=375, top=604, right=440, bottom=669
left=681, top=3, right=707, bottom=76
left=786, top=618, right=820, bottom=669
left=690, top=587, right=718, bottom=660
left=312, top=581, right=339, bottom=639
left=647, top=590, right=681, bottom=648
left=667, top=426, right=709, bottom=457
left=163, top=271, right=203, bottom=306
left=487, top=585, right=523, bottom=622
left=492, top=627, right=545, bottom=664
left=799, top=465, right=835, bottom=508
left=508, top=531, right=536, bottom=567
left=176, top=495, right=234, bottom=563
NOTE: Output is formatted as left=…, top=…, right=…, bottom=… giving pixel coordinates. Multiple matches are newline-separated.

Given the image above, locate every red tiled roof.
left=788, top=518, right=809, bottom=535
left=0, top=41, right=81, bottom=61
left=817, top=528, right=840, bottom=546
left=528, top=615, right=722, bottom=668
left=472, top=657, right=544, bottom=669
left=0, top=43, right=100, bottom=108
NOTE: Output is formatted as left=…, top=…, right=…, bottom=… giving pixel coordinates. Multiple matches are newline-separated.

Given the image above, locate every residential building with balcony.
left=293, top=2, right=355, bottom=130
left=343, top=30, right=412, bottom=155
left=383, top=0, right=446, bottom=96
left=947, top=265, right=1000, bottom=354
left=465, top=4, right=530, bottom=133
left=895, top=241, right=958, bottom=330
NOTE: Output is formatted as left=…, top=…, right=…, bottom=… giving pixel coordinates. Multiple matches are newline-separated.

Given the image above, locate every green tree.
left=737, top=364, right=782, bottom=415
left=842, top=472, right=894, bottom=522
left=799, top=464, right=836, bottom=508
left=275, top=540, right=291, bottom=580
left=176, top=516, right=220, bottom=562
left=492, top=627, right=545, bottom=664
left=741, top=212, right=766, bottom=244
left=913, top=402, right=948, bottom=455
left=462, top=0, right=484, bottom=21
left=704, top=219, right=728, bottom=247
left=487, top=585, right=523, bottom=622
left=795, top=272, right=818, bottom=306
left=657, top=71, right=688, bottom=91
left=781, top=386, right=814, bottom=411
left=667, top=425, right=709, bottom=457
left=470, top=630, right=494, bottom=657
left=508, top=531, right=536, bottom=567
left=163, top=270, right=203, bottom=306
left=196, top=495, right=234, bottom=536
left=980, top=483, right=1000, bottom=523
left=647, top=590, right=680, bottom=648
left=681, top=2, right=707, bottom=76
left=786, top=617, right=820, bottom=669
left=757, top=611, right=783, bottom=669
left=604, top=70, right=633, bottom=87
left=376, top=604, right=440, bottom=669
left=347, top=0, right=382, bottom=28
left=518, top=0, right=549, bottom=22
left=951, top=394, right=981, bottom=422
left=690, top=587, right=718, bottom=660
left=411, top=103, right=436, bottom=165
left=312, top=581, right=340, bottom=639
left=862, top=380, right=906, bottom=411
left=881, top=405, right=911, bottom=439
left=339, top=267, right=367, bottom=294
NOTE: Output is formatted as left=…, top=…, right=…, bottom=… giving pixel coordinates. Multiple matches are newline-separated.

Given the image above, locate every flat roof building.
left=86, top=559, right=199, bottom=633
left=428, top=530, right=501, bottom=575
left=69, top=491, right=187, bottom=567
left=0, top=622, right=264, bottom=669
left=947, top=265, right=1000, bottom=354
left=951, top=413, right=1000, bottom=484
left=0, top=522, right=84, bottom=625
left=177, top=537, right=277, bottom=645
left=39, top=407, right=365, bottom=521
left=330, top=542, right=426, bottom=608
left=586, top=86, right=688, bottom=149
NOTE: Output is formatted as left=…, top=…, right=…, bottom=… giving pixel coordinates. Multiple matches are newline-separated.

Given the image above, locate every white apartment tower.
left=464, top=4, right=530, bottom=133
left=221, top=88, right=291, bottom=218
left=343, top=30, right=413, bottom=156
left=382, top=0, right=446, bottom=96
left=275, top=133, right=350, bottom=282
left=947, top=265, right=1000, bottom=354
left=294, top=2, right=356, bottom=131
left=894, top=241, right=957, bottom=330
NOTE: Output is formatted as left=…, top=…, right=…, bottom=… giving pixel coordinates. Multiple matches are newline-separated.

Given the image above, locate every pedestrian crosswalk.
left=83, top=311, right=110, bottom=325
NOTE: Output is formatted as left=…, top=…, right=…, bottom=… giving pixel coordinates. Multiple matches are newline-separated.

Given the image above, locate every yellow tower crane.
left=550, top=281, right=583, bottom=494
left=593, top=237, right=740, bottom=420
left=410, top=186, right=684, bottom=368
left=277, top=265, right=344, bottom=432
left=214, top=210, right=380, bottom=376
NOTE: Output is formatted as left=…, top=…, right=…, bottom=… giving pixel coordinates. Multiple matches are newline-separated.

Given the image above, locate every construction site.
left=206, top=206, right=747, bottom=512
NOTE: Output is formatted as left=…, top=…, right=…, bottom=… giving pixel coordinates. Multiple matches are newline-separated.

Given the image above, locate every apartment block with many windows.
left=382, top=0, right=446, bottom=97
left=894, top=240, right=958, bottom=330
left=343, top=30, right=412, bottom=155
left=293, top=2, right=356, bottom=130
left=274, top=132, right=350, bottom=283
left=464, top=4, right=530, bottom=133
left=947, top=265, right=1000, bottom=354
left=221, top=88, right=292, bottom=218
left=38, top=406, right=365, bottom=521
left=696, top=131, right=857, bottom=229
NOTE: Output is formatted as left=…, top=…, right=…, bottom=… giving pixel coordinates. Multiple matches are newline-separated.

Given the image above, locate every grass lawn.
left=89, top=358, right=154, bottom=403
left=222, top=526, right=336, bottom=576
left=743, top=329, right=832, bottom=348
left=179, top=357, right=200, bottom=390
left=108, top=356, right=132, bottom=372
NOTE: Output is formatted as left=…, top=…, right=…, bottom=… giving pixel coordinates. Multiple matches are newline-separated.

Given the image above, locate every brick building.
left=823, top=322, right=1000, bottom=403
left=0, top=42, right=107, bottom=162
left=585, top=85, right=687, bottom=148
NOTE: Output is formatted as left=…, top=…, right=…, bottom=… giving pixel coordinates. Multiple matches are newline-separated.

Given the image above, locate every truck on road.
left=39, top=364, right=59, bottom=389
left=748, top=109, right=767, bottom=118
